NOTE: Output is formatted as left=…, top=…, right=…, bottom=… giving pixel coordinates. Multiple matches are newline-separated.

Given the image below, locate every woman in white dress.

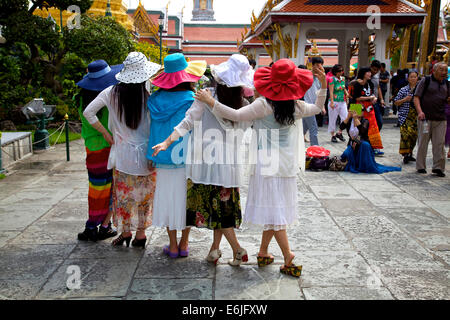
left=195, top=59, right=327, bottom=277
left=152, top=54, right=254, bottom=266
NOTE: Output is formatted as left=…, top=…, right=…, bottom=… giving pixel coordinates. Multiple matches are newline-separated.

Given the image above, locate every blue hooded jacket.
left=147, top=89, right=195, bottom=168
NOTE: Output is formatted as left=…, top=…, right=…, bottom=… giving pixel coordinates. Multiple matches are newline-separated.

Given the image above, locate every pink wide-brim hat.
left=151, top=53, right=207, bottom=89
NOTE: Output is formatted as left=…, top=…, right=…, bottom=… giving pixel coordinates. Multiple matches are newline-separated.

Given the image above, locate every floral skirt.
left=112, top=169, right=157, bottom=233
left=399, top=107, right=418, bottom=155
left=186, top=179, right=242, bottom=230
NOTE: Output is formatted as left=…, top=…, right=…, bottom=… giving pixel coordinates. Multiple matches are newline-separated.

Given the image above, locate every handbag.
left=329, top=156, right=348, bottom=171
left=310, top=156, right=330, bottom=171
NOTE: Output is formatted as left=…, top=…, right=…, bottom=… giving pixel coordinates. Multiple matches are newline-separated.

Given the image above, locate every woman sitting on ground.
left=340, top=110, right=401, bottom=174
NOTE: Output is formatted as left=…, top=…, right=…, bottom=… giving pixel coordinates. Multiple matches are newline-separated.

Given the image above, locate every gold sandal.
left=257, top=255, right=274, bottom=267
left=280, top=264, right=302, bottom=277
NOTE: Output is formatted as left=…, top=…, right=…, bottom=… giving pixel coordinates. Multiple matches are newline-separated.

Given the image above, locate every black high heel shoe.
left=112, top=234, right=132, bottom=247
left=132, top=237, right=147, bottom=248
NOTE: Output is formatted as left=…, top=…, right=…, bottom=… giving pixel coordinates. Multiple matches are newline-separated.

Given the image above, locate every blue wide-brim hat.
left=76, top=60, right=124, bottom=91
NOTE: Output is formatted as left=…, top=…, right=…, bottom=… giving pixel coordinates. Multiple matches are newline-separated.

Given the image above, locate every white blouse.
left=211, top=89, right=327, bottom=177
left=83, top=86, right=151, bottom=176
left=173, top=98, right=251, bottom=188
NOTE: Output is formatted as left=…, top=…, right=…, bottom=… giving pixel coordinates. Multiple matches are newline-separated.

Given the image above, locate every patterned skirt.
left=364, top=108, right=383, bottom=150
left=185, top=179, right=242, bottom=230
left=112, top=168, right=157, bottom=233
left=399, top=106, right=418, bottom=155
left=86, top=147, right=112, bottom=228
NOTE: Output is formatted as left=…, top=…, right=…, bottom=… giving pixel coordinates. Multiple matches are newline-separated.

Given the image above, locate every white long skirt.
left=244, top=161, right=298, bottom=230
left=152, top=167, right=188, bottom=231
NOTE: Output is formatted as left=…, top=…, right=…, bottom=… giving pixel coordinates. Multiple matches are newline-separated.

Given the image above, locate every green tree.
left=64, top=15, right=135, bottom=65
left=134, top=41, right=169, bottom=64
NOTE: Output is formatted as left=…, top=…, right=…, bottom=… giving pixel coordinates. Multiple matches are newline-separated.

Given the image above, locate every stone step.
left=1, top=132, right=33, bottom=169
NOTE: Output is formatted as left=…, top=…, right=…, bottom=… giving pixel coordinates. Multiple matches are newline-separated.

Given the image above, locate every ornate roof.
left=133, top=1, right=160, bottom=42
left=279, top=0, right=424, bottom=14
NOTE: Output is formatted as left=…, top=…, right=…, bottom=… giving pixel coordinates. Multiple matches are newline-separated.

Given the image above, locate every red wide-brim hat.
left=254, top=59, right=314, bottom=101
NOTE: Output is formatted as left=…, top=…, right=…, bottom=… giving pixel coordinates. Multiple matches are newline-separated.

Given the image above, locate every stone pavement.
left=0, top=125, right=449, bottom=300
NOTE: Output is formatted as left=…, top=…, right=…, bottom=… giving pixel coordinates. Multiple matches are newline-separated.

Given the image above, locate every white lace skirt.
left=244, top=161, right=298, bottom=230
left=152, top=167, right=188, bottom=230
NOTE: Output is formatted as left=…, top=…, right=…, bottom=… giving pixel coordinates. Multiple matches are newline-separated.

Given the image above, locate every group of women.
left=76, top=52, right=328, bottom=278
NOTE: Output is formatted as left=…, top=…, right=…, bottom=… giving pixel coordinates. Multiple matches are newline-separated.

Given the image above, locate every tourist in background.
left=379, top=62, right=390, bottom=115
left=83, top=52, right=160, bottom=248
left=299, top=58, right=325, bottom=146
left=350, top=67, right=384, bottom=154
left=414, top=62, right=449, bottom=177
left=393, top=69, right=420, bottom=164
left=75, top=59, right=123, bottom=242
left=328, top=64, right=348, bottom=143
left=196, top=59, right=327, bottom=278
left=147, top=53, right=207, bottom=258
left=340, top=110, right=401, bottom=174
left=369, top=60, right=385, bottom=151
left=152, top=54, right=253, bottom=266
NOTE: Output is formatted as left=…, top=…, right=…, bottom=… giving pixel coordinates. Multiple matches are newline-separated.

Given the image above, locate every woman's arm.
left=83, top=87, right=113, bottom=145
left=174, top=99, right=206, bottom=136
left=196, top=89, right=269, bottom=122
left=329, top=82, right=335, bottom=107
left=295, top=89, right=327, bottom=119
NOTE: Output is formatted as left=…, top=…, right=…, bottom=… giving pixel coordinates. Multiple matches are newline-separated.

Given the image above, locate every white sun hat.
left=210, top=54, right=254, bottom=89
left=115, top=52, right=161, bottom=84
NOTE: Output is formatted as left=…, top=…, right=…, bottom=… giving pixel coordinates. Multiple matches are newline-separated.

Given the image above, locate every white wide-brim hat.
left=211, top=54, right=254, bottom=89
left=116, top=52, right=161, bottom=84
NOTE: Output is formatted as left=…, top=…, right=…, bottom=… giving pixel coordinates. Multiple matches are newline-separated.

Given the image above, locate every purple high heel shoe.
left=178, top=245, right=189, bottom=258
left=163, top=245, right=179, bottom=258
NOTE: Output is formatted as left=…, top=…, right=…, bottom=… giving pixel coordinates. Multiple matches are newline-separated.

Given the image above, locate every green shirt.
left=78, top=102, right=111, bottom=152
left=330, top=76, right=346, bottom=102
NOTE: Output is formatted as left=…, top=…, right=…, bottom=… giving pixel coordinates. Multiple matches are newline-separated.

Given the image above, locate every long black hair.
left=216, top=83, right=244, bottom=110
left=266, top=98, right=295, bottom=126
left=357, top=67, right=371, bottom=80
left=113, top=82, right=148, bottom=130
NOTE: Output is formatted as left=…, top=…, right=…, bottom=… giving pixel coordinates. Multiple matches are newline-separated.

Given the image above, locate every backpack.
left=420, top=76, right=450, bottom=102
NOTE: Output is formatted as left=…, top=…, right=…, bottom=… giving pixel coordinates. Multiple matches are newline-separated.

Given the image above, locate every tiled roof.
left=278, top=0, right=423, bottom=14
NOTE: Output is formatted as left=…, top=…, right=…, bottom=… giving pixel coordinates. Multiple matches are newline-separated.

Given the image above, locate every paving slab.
left=0, top=280, right=45, bottom=300
left=321, top=199, right=380, bottom=217
left=215, top=264, right=304, bottom=300
left=0, top=204, right=53, bottom=231
left=333, top=216, right=407, bottom=240
left=379, top=269, right=450, bottom=300
left=423, top=200, right=450, bottom=219
left=310, top=185, right=363, bottom=200
left=37, top=258, right=139, bottom=299
left=0, top=231, right=20, bottom=249
left=302, top=286, right=394, bottom=300
left=40, top=199, right=88, bottom=222
left=295, top=251, right=374, bottom=288
left=359, top=191, right=427, bottom=208
left=351, top=237, right=445, bottom=272
left=10, top=220, right=86, bottom=245
left=0, top=244, right=74, bottom=281
left=127, top=278, right=213, bottom=300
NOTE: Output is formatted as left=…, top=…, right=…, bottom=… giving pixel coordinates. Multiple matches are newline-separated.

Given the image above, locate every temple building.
left=34, top=0, right=253, bottom=65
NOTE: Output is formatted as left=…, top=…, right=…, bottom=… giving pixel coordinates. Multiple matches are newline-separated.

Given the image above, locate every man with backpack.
left=414, top=62, right=450, bottom=177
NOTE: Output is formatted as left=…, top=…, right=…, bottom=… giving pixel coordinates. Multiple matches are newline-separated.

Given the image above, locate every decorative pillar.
left=358, top=29, right=370, bottom=68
